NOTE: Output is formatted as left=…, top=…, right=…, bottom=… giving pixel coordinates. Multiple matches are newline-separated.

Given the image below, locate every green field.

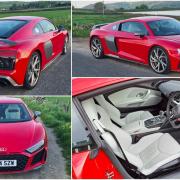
left=0, top=9, right=71, bottom=30
left=72, top=11, right=180, bottom=37
left=22, top=96, right=71, bottom=175
left=72, top=12, right=141, bottom=37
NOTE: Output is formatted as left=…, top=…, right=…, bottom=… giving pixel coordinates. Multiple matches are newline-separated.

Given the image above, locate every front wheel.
left=90, top=37, right=104, bottom=59
left=149, top=46, right=170, bottom=74
left=24, top=52, right=41, bottom=89
left=62, top=36, right=68, bottom=55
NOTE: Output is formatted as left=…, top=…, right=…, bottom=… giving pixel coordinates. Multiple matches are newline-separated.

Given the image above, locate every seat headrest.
left=5, top=104, right=20, bottom=120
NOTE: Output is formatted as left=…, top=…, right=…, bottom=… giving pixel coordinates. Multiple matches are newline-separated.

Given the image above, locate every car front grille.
left=0, top=57, right=15, bottom=70
left=31, top=149, right=46, bottom=165
left=0, top=154, right=28, bottom=172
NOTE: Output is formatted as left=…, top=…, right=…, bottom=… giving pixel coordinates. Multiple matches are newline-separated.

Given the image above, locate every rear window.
left=0, top=20, right=28, bottom=39
left=0, top=103, right=31, bottom=123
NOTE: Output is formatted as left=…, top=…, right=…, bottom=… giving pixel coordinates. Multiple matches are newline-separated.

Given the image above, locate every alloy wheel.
left=64, top=37, right=68, bottom=54
left=28, top=54, right=41, bottom=87
left=91, top=38, right=102, bottom=58
left=150, top=47, right=168, bottom=73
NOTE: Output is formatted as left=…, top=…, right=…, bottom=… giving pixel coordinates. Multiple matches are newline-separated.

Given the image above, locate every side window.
left=33, top=23, right=43, bottom=35
left=120, top=22, right=148, bottom=35
left=39, top=20, right=56, bottom=33
left=72, top=104, right=97, bottom=153
left=111, top=24, right=119, bottom=31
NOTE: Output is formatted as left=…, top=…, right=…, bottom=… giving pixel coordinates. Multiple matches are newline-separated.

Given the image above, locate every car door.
left=72, top=104, right=122, bottom=179
left=107, top=87, right=162, bottom=113
left=115, top=21, right=150, bottom=63
left=39, top=20, right=63, bottom=61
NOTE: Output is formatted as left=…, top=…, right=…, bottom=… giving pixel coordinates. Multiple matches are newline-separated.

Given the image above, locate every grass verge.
left=72, top=12, right=141, bottom=37
left=22, top=96, right=71, bottom=176
left=0, top=9, right=71, bottom=30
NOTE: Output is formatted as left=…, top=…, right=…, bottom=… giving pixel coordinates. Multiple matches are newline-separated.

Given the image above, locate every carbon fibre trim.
left=44, top=40, right=53, bottom=59
left=105, top=36, right=118, bottom=53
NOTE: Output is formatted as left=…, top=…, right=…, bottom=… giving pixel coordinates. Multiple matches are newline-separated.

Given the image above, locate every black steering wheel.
left=166, top=92, right=180, bottom=128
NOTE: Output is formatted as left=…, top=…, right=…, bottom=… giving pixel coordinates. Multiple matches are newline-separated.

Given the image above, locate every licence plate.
left=0, top=160, right=17, bottom=167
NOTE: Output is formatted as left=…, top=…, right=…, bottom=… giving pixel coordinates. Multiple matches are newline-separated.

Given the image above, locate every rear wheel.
left=90, top=36, right=104, bottom=59
left=149, top=46, right=170, bottom=74
left=24, top=52, right=41, bottom=89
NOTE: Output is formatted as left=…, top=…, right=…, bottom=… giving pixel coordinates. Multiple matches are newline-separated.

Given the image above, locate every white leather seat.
left=5, top=104, right=21, bottom=120
left=95, top=95, right=153, bottom=127
left=82, top=98, right=180, bottom=176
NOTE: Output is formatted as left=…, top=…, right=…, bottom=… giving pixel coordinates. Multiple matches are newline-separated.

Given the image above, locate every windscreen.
left=0, top=20, right=28, bottom=39
left=0, top=103, right=31, bottom=122
left=148, top=19, right=180, bottom=36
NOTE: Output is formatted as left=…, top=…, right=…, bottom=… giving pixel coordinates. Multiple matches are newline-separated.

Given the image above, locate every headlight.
left=26, top=140, right=44, bottom=153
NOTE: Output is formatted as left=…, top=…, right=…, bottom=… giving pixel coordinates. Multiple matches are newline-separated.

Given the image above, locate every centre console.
left=123, top=113, right=166, bottom=135
left=144, top=116, right=165, bottom=129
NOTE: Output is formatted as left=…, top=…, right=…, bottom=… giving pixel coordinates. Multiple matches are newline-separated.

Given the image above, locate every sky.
left=72, top=0, right=180, bottom=8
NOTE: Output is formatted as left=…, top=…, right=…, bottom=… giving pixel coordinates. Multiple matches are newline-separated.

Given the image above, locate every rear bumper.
left=0, top=147, right=47, bottom=174
left=0, top=56, right=29, bottom=86
left=0, top=76, right=22, bottom=86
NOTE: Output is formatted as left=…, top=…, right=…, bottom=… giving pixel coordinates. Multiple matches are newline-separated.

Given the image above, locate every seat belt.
left=93, top=118, right=139, bottom=173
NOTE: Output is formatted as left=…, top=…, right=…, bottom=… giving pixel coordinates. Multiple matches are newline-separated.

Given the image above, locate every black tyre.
left=90, top=36, right=104, bottom=59
left=149, top=46, right=170, bottom=74
left=24, top=52, right=41, bottom=89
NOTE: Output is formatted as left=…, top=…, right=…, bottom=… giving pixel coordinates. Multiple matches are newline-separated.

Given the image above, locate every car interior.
left=80, top=80, right=180, bottom=178
left=0, top=104, right=30, bottom=121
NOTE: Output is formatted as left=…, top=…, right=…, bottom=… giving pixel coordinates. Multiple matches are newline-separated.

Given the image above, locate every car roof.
left=0, top=97, right=23, bottom=104
left=126, top=16, right=173, bottom=22
left=0, top=16, right=45, bottom=21
left=73, top=78, right=134, bottom=96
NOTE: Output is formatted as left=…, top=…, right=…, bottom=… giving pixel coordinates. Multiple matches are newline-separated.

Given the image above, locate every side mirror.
left=58, top=25, right=65, bottom=32
left=34, top=111, right=41, bottom=119
left=134, top=32, right=145, bottom=38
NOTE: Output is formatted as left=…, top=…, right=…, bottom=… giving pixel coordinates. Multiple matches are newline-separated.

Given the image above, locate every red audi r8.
left=0, top=97, right=47, bottom=173
left=72, top=78, right=180, bottom=179
left=90, top=16, right=180, bottom=74
left=0, top=16, right=69, bottom=89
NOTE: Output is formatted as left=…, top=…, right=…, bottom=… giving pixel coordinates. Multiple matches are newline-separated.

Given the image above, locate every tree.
left=136, top=4, right=148, bottom=10
left=94, top=2, right=105, bottom=13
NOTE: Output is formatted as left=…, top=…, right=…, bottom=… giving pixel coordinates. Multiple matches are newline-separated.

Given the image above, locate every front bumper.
left=0, top=147, right=47, bottom=174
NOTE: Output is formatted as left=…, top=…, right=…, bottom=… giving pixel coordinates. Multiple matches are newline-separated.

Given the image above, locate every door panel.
left=108, top=87, right=162, bottom=108
left=52, top=30, right=64, bottom=55
left=72, top=149, right=123, bottom=179
left=116, top=32, right=149, bottom=63
left=72, top=104, right=123, bottom=179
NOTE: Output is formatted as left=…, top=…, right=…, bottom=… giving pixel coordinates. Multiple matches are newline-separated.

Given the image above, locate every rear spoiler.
left=92, top=23, right=109, bottom=30
left=0, top=39, right=17, bottom=46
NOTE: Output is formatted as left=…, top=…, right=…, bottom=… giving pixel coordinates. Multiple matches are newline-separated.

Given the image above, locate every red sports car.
left=0, top=97, right=47, bottom=173
left=90, top=16, right=180, bottom=74
left=0, top=16, right=69, bottom=89
left=72, top=78, right=180, bottom=179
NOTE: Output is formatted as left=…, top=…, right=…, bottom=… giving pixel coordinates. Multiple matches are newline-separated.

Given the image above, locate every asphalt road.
left=0, top=48, right=71, bottom=95
left=72, top=38, right=179, bottom=77
left=0, top=127, right=68, bottom=179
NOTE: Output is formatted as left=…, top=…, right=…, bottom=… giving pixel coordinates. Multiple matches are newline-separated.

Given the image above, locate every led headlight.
left=26, top=140, right=44, bottom=153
